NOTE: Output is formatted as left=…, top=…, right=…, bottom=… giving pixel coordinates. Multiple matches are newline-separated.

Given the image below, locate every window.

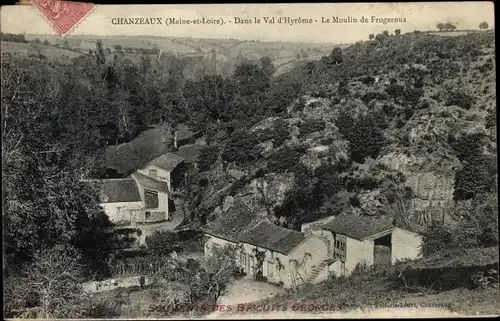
left=149, top=169, right=158, bottom=179
left=334, top=237, right=347, bottom=261
left=144, top=190, right=159, bottom=209
left=240, top=252, right=247, bottom=267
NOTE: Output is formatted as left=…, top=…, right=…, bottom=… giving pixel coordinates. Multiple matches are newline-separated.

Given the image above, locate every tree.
left=4, top=245, right=92, bottom=319
left=369, top=33, right=375, bottom=40
left=479, top=21, right=489, bottom=30
left=437, top=23, right=445, bottom=32
left=62, top=40, right=70, bottom=49
left=221, top=129, right=261, bottom=166
left=394, top=29, right=401, bottom=36
left=203, top=244, right=239, bottom=301
left=336, top=112, right=386, bottom=163
left=383, top=30, right=389, bottom=36
left=443, top=22, right=456, bottom=31
left=43, top=39, right=50, bottom=46
left=328, top=47, right=343, bottom=65
left=146, top=230, right=179, bottom=256
left=198, top=145, right=220, bottom=172
left=113, top=44, right=122, bottom=51
left=260, top=56, right=275, bottom=78
left=453, top=155, right=496, bottom=201
left=233, top=61, right=269, bottom=95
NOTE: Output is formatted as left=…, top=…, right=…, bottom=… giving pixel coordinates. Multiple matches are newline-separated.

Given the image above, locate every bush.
left=267, top=146, right=305, bottom=173
left=299, top=118, right=326, bottom=137
left=198, top=145, right=220, bottom=172
left=221, top=129, right=261, bottom=166
left=361, top=91, right=388, bottom=105
left=449, top=133, right=484, bottom=161
left=445, top=91, right=475, bottom=109
left=146, top=230, right=179, bottom=255
left=360, top=76, right=375, bottom=85
left=337, top=112, right=387, bottom=163
left=485, top=109, right=496, bottom=128
left=453, top=154, right=496, bottom=201
left=257, top=120, right=290, bottom=147
left=385, top=83, right=405, bottom=99
left=422, top=222, right=459, bottom=256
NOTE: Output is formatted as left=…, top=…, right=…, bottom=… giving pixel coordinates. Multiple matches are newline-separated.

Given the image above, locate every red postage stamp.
left=30, top=0, right=95, bottom=35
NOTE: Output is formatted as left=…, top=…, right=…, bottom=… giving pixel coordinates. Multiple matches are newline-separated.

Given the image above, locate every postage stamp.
left=30, top=0, right=96, bottom=35
left=1, top=2, right=497, bottom=320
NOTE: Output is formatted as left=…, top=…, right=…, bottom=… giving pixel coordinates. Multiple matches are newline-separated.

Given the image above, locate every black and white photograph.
left=1, top=2, right=498, bottom=319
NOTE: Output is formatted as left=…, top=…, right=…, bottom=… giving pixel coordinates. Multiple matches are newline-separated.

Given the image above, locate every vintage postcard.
left=1, top=1, right=498, bottom=319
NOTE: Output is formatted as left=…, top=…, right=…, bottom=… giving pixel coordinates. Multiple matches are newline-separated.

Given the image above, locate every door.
left=248, top=256, right=255, bottom=276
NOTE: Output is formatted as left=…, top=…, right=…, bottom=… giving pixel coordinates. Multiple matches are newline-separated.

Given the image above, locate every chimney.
left=173, top=130, right=178, bottom=149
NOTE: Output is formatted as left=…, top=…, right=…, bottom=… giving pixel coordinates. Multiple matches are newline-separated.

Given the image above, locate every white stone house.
left=83, top=178, right=143, bottom=225
left=203, top=210, right=424, bottom=288
left=318, top=215, right=424, bottom=277
left=136, top=153, right=185, bottom=193
left=202, top=209, right=333, bottom=289
left=131, top=172, right=171, bottom=222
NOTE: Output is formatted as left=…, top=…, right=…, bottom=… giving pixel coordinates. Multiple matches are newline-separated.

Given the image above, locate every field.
left=20, top=34, right=336, bottom=76
left=1, top=41, right=82, bottom=62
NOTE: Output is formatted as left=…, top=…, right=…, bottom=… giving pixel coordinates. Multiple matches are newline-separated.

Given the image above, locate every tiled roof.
left=322, top=214, right=394, bottom=241
left=239, top=221, right=306, bottom=255
left=173, top=144, right=202, bottom=164
left=202, top=207, right=259, bottom=243
left=131, top=172, right=169, bottom=193
left=148, top=153, right=184, bottom=172
left=83, top=179, right=142, bottom=203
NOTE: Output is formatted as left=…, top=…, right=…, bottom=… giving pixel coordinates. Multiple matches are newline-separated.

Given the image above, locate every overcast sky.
left=1, top=2, right=495, bottom=43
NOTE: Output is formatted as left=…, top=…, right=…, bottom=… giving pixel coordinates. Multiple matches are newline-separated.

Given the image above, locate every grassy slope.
left=221, top=248, right=499, bottom=317
left=1, top=41, right=82, bottom=61
left=105, top=123, right=173, bottom=176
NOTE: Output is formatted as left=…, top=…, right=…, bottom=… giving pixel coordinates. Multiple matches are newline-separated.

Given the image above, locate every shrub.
left=422, top=222, right=459, bottom=256
left=404, top=87, right=423, bottom=104
left=267, top=146, right=305, bottom=173
left=337, top=112, right=387, bottom=163
left=221, top=129, right=261, bottom=166
left=445, top=91, right=475, bottom=109
left=361, top=91, right=388, bottom=105
left=385, top=84, right=405, bottom=99
left=198, top=145, right=220, bottom=172
left=485, top=109, right=496, bottom=128
left=299, top=118, right=326, bottom=137
left=453, top=154, right=496, bottom=201
left=257, top=120, right=290, bottom=147
left=146, top=230, right=179, bottom=255
left=449, top=133, right=484, bottom=161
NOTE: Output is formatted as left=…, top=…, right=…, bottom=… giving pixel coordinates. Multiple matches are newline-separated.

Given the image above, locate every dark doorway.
left=168, top=199, right=176, bottom=212
left=374, top=233, right=392, bottom=267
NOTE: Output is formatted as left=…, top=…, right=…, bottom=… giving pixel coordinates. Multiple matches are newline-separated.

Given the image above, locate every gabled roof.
left=239, top=221, right=306, bottom=255
left=83, top=179, right=142, bottom=203
left=201, top=207, right=259, bottom=243
left=322, top=215, right=395, bottom=241
left=148, top=153, right=184, bottom=172
left=131, top=172, right=169, bottom=193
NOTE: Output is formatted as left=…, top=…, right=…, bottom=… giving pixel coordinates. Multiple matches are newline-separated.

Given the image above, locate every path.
left=206, top=279, right=286, bottom=318
left=137, top=198, right=185, bottom=245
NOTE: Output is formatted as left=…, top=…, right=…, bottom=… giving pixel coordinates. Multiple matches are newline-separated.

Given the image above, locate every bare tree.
left=5, top=245, right=92, bottom=319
